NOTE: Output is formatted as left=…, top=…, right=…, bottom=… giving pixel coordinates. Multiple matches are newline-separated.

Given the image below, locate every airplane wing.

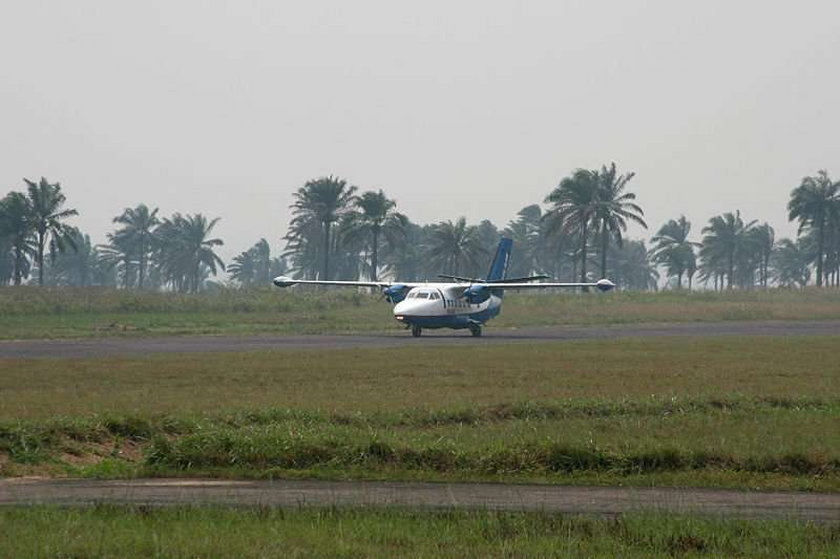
left=272, top=276, right=424, bottom=289
left=480, top=279, right=616, bottom=292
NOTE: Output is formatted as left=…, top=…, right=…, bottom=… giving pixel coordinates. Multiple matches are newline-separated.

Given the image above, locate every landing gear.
left=469, top=323, right=482, bottom=337
left=411, top=324, right=422, bottom=337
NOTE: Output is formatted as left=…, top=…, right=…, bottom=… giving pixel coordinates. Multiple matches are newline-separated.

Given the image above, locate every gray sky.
left=2, top=1, right=839, bottom=263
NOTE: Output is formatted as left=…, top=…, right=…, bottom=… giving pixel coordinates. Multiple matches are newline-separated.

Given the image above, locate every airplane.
left=272, top=238, right=615, bottom=337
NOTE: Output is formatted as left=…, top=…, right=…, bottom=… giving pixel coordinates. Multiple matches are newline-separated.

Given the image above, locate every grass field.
left=1, top=507, right=838, bottom=558
left=3, top=336, right=838, bottom=490
left=2, top=285, right=840, bottom=339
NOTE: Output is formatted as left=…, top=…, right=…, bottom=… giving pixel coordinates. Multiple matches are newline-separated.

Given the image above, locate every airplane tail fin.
left=486, top=238, right=512, bottom=282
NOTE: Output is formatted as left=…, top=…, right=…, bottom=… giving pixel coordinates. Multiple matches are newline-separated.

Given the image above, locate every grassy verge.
left=2, top=286, right=840, bottom=339
left=1, top=507, right=838, bottom=558
left=2, top=397, right=838, bottom=490
left=2, top=336, right=838, bottom=489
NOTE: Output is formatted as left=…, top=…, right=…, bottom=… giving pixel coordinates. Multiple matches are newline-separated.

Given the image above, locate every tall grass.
left=1, top=507, right=838, bottom=558
left=2, top=396, right=838, bottom=487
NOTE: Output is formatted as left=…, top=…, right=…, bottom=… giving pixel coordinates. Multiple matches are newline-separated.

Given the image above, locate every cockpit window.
left=407, top=292, right=417, bottom=298
left=430, top=292, right=440, bottom=300
left=417, top=292, right=429, bottom=299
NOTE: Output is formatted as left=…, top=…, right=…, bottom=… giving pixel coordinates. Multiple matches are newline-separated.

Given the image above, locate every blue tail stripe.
left=486, top=238, right=512, bottom=281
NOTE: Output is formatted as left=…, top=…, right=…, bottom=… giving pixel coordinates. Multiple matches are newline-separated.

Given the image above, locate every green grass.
left=2, top=285, right=840, bottom=339
left=1, top=507, right=838, bottom=558
left=2, top=337, right=838, bottom=490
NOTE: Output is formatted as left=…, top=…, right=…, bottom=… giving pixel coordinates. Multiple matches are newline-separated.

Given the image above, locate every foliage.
left=3, top=508, right=838, bottom=559
left=4, top=166, right=840, bottom=291
left=425, top=217, right=488, bottom=277
left=284, top=175, right=358, bottom=281
left=153, top=213, right=225, bottom=293
left=788, top=169, right=840, bottom=287
left=650, top=215, right=698, bottom=289
left=699, top=211, right=759, bottom=290
left=23, top=178, right=79, bottom=285
left=228, top=239, right=285, bottom=286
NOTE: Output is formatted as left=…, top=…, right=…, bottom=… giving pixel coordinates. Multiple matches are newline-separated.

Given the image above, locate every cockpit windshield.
left=407, top=290, right=441, bottom=300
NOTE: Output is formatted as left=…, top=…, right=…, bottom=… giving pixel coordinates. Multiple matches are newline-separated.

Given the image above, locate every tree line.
left=1, top=166, right=838, bottom=291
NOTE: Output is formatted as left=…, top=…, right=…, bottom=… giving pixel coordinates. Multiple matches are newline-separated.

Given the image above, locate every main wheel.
left=469, top=324, right=482, bottom=337
left=411, top=324, right=422, bottom=337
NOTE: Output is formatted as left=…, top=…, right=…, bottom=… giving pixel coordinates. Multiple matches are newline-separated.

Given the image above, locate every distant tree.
left=228, top=238, right=278, bottom=286
left=650, top=216, right=699, bottom=290
left=287, top=176, right=357, bottom=281
left=111, top=204, right=159, bottom=289
left=348, top=190, right=407, bottom=282
left=544, top=168, right=600, bottom=285
left=505, top=205, right=545, bottom=278
left=23, top=177, right=78, bottom=285
left=607, top=239, right=659, bottom=291
left=155, top=213, right=224, bottom=293
left=44, top=228, right=115, bottom=286
left=700, top=211, right=757, bottom=289
left=788, top=170, right=840, bottom=287
left=425, top=217, right=487, bottom=276
left=592, top=163, right=646, bottom=278
left=0, top=191, right=35, bottom=285
left=771, top=238, right=811, bottom=288
left=380, top=220, right=426, bottom=281
left=749, top=223, right=775, bottom=289
left=101, top=228, right=136, bottom=289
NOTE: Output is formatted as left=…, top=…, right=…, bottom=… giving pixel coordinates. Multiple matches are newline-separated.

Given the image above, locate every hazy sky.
left=2, top=1, right=839, bottom=262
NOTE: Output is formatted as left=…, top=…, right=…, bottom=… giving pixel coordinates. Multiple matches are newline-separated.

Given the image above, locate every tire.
left=411, top=324, right=422, bottom=337
left=469, top=324, right=482, bottom=337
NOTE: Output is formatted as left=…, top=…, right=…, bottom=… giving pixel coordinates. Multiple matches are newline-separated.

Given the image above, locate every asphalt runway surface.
left=1, top=320, right=839, bottom=358
left=2, top=478, right=838, bottom=521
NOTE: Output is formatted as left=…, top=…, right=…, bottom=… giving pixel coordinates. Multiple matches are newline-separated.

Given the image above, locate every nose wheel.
left=411, top=324, right=422, bottom=337
left=469, top=323, right=482, bottom=337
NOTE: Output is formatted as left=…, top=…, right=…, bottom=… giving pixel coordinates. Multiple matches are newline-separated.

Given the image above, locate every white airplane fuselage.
left=391, top=284, right=503, bottom=330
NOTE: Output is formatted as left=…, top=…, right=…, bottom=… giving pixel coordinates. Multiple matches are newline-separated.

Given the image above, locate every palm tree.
left=505, top=205, right=544, bottom=278
left=607, top=239, right=659, bottom=291
left=425, top=217, right=486, bottom=276
left=544, top=168, right=599, bottom=284
left=44, top=228, right=114, bottom=286
left=350, top=190, right=407, bottom=281
left=771, top=238, right=811, bottom=288
left=788, top=170, right=840, bottom=287
left=287, top=176, right=357, bottom=281
left=229, top=238, right=273, bottom=286
left=155, top=213, right=224, bottom=293
left=112, top=204, right=159, bottom=289
left=0, top=191, right=35, bottom=285
left=101, top=229, right=137, bottom=289
left=700, top=211, right=757, bottom=289
left=650, top=216, right=700, bottom=289
left=23, top=177, right=78, bottom=285
left=592, top=163, right=646, bottom=278
left=749, top=223, right=775, bottom=289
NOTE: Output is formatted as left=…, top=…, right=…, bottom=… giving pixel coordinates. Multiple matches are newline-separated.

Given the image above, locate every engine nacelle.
left=382, top=284, right=410, bottom=303
left=462, top=284, right=491, bottom=304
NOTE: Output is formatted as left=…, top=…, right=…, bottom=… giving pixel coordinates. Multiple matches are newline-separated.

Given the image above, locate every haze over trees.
left=2, top=167, right=840, bottom=292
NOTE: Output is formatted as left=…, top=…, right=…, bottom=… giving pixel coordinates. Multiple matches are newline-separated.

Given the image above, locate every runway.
left=0, top=320, right=838, bottom=358
left=1, top=478, right=837, bottom=521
